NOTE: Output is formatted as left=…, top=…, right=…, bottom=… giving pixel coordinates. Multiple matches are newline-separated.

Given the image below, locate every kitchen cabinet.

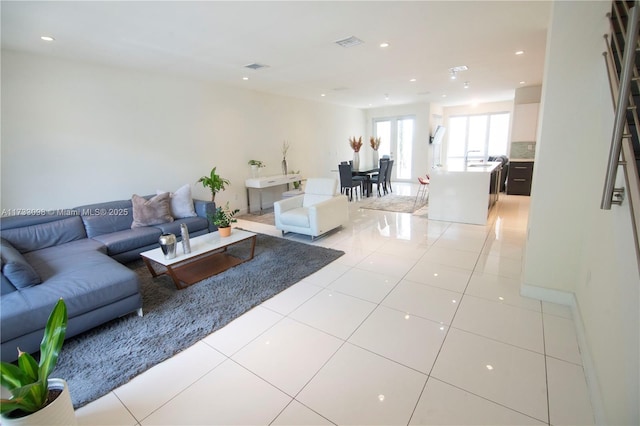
left=511, top=103, right=539, bottom=142
left=507, top=161, right=534, bottom=196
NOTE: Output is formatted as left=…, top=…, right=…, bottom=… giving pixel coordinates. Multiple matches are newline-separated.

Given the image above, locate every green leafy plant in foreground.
left=0, top=299, right=68, bottom=416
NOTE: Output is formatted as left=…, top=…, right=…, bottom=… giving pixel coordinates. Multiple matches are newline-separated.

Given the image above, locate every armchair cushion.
left=279, top=208, right=310, bottom=228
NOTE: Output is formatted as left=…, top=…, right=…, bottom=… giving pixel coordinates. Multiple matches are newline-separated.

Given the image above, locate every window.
left=446, top=112, right=510, bottom=161
left=374, top=116, right=415, bottom=179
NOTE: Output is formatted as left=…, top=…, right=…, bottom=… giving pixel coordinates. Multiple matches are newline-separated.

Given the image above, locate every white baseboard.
left=520, top=284, right=605, bottom=424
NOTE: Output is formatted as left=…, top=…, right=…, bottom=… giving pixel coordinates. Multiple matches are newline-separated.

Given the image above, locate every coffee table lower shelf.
left=141, top=233, right=256, bottom=289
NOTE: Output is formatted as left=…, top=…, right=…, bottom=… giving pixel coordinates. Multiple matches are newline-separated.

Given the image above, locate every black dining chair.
left=384, top=159, right=394, bottom=194
left=370, top=159, right=389, bottom=197
left=338, top=163, right=362, bottom=201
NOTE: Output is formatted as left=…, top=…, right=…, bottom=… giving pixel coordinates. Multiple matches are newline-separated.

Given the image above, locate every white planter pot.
left=1, top=378, right=77, bottom=426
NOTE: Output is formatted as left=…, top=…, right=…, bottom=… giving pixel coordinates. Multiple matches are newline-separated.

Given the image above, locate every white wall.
left=524, top=1, right=639, bottom=424
left=1, top=50, right=365, bottom=212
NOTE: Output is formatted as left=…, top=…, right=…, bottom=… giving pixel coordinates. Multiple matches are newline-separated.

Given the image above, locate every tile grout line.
left=541, top=305, right=552, bottom=425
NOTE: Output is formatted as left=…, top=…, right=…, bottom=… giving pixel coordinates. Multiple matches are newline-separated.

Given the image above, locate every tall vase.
left=159, top=233, right=177, bottom=259
left=373, top=150, right=379, bottom=167
left=352, top=151, right=360, bottom=171
left=282, top=158, right=288, bottom=176
left=251, top=164, right=259, bottom=178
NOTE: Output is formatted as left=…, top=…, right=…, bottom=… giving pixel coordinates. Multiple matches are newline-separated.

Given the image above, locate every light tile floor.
left=76, top=183, right=594, bottom=425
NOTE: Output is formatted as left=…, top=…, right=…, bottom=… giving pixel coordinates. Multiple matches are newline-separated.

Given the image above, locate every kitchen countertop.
left=434, top=160, right=502, bottom=173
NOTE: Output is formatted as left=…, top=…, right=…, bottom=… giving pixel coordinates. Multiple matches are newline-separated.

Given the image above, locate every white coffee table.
left=140, top=229, right=257, bottom=289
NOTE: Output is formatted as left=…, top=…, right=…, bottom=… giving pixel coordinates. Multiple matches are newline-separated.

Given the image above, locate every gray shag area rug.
left=52, top=233, right=343, bottom=408
left=359, top=194, right=428, bottom=214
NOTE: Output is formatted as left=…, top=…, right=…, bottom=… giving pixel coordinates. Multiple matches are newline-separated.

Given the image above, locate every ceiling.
left=1, top=1, right=552, bottom=109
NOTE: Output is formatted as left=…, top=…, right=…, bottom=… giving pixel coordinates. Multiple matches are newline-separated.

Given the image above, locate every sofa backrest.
left=73, top=199, right=135, bottom=238
left=303, top=178, right=338, bottom=207
left=0, top=215, right=87, bottom=253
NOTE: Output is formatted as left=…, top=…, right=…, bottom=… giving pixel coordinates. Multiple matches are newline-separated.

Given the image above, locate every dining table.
left=352, top=167, right=379, bottom=197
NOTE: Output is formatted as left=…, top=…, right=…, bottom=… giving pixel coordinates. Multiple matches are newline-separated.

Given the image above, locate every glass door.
left=374, top=116, right=415, bottom=180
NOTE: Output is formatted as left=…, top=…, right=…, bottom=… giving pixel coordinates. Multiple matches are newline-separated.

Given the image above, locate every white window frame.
left=446, top=112, right=511, bottom=161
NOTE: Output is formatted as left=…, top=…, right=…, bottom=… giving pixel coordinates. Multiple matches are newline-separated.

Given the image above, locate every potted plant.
left=0, top=299, right=76, bottom=426
left=290, top=170, right=302, bottom=190
left=210, top=202, right=240, bottom=237
left=248, top=160, right=265, bottom=177
left=197, top=167, right=230, bottom=202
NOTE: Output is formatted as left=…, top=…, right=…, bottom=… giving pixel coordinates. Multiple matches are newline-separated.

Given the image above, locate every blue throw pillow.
left=0, top=238, right=41, bottom=289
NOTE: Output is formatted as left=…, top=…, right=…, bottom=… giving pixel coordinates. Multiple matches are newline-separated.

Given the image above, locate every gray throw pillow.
left=131, top=192, right=174, bottom=228
left=0, top=238, right=41, bottom=289
left=157, top=184, right=197, bottom=219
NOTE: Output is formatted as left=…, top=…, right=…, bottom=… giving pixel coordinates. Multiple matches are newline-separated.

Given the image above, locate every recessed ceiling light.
left=40, top=36, right=55, bottom=42
left=242, top=77, right=249, bottom=81
left=409, top=78, right=417, bottom=82
left=442, top=94, right=447, bottom=98
left=380, top=42, right=390, bottom=48
left=320, top=93, right=326, bottom=97
left=515, top=50, right=525, bottom=55
left=520, top=81, right=526, bottom=85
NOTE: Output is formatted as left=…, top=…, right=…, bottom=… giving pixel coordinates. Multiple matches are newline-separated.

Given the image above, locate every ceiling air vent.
left=244, top=63, right=269, bottom=71
left=335, top=36, right=364, bottom=48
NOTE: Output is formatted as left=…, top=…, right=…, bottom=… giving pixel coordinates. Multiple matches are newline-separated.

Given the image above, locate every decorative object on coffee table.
left=158, top=233, right=177, bottom=259
left=0, top=299, right=77, bottom=426
left=211, top=202, right=240, bottom=237
left=180, top=223, right=191, bottom=254
left=197, top=166, right=230, bottom=202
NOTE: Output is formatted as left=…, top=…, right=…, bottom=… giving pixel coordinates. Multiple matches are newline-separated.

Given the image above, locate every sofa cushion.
left=279, top=207, right=311, bottom=228
left=0, top=238, right=41, bottom=288
left=2, top=249, right=140, bottom=343
left=131, top=193, right=173, bottom=228
left=91, top=227, right=162, bottom=256
left=1, top=272, right=16, bottom=295
left=0, top=216, right=87, bottom=253
left=158, top=184, right=197, bottom=219
left=75, top=199, right=134, bottom=238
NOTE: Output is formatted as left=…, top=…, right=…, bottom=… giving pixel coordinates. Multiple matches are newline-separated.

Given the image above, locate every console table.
left=245, top=173, right=302, bottom=214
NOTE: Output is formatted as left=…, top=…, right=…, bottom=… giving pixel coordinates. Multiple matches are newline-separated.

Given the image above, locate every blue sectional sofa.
left=0, top=195, right=216, bottom=362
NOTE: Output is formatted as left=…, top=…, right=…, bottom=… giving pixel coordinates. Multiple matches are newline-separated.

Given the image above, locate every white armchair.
left=274, top=178, right=349, bottom=240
